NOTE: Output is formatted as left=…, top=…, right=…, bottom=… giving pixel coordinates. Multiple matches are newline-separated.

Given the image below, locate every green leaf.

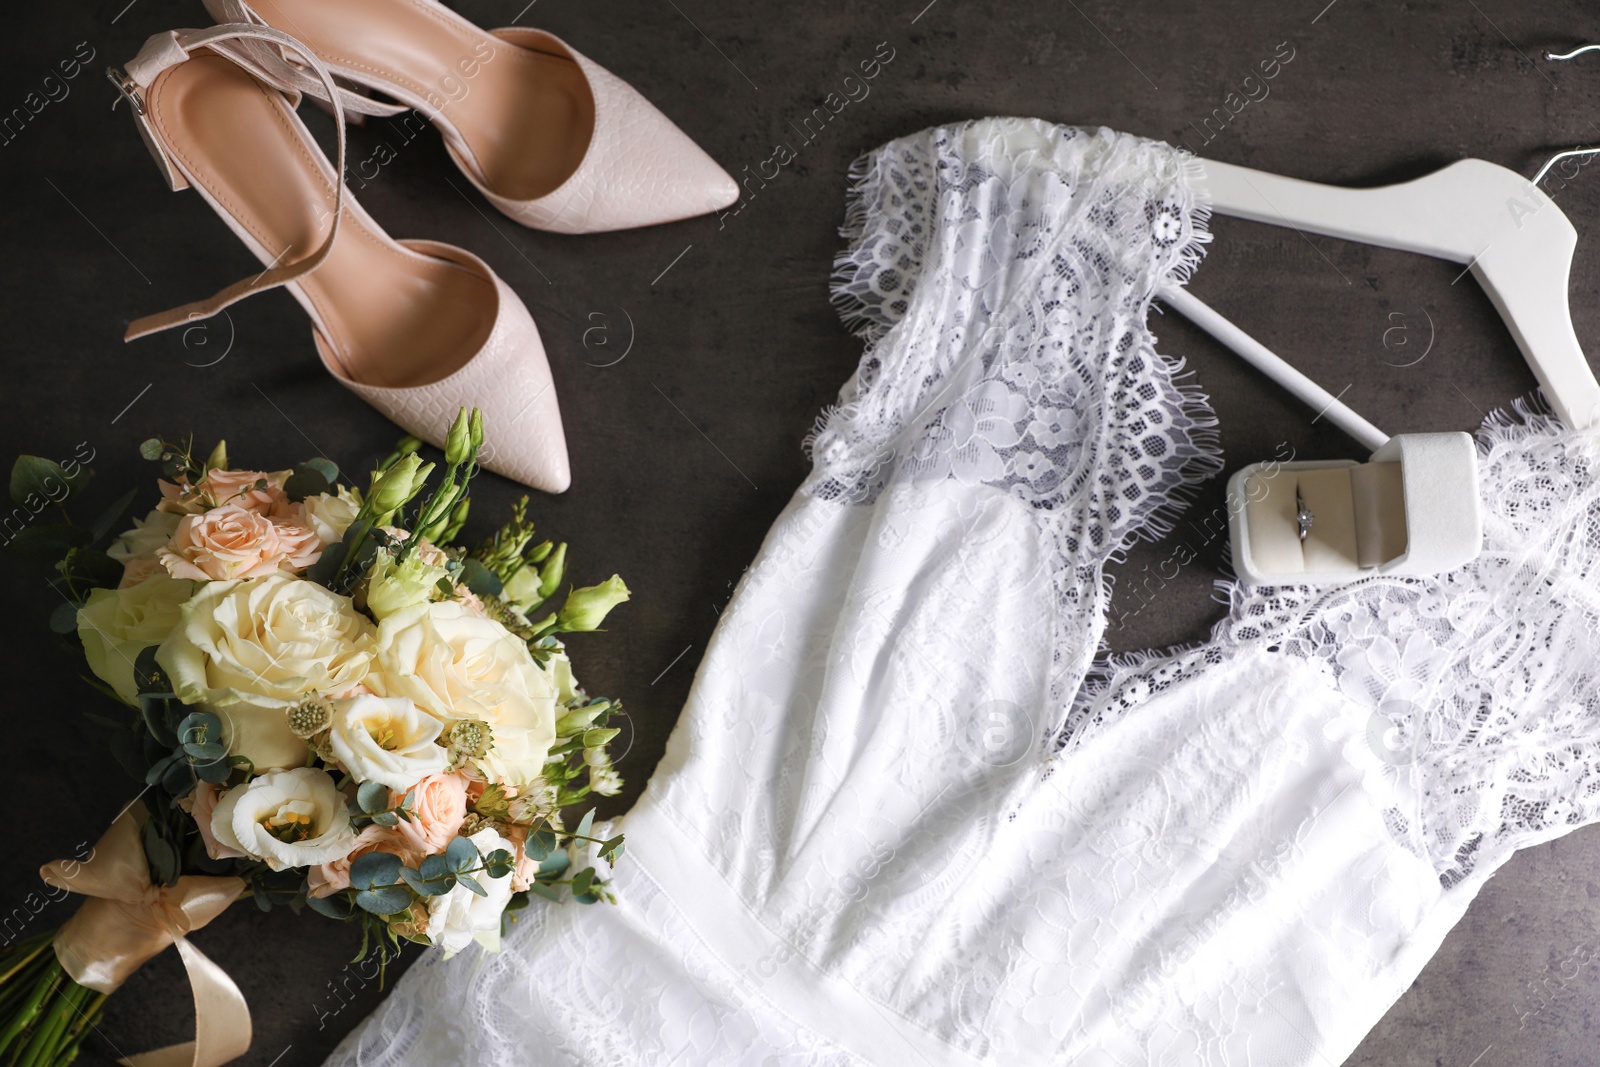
left=48, top=600, right=79, bottom=634
left=7, top=524, right=90, bottom=564
left=305, top=892, right=354, bottom=920
left=570, top=867, right=595, bottom=897
left=524, top=829, right=555, bottom=862
left=536, top=851, right=570, bottom=879
left=10, top=455, right=81, bottom=506
left=354, top=885, right=413, bottom=916
left=444, top=835, right=480, bottom=872
left=144, top=753, right=178, bottom=787
left=483, top=849, right=515, bottom=880
left=304, top=540, right=348, bottom=587
left=527, top=882, right=561, bottom=902
left=349, top=850, right=403, bottom=891
left=140, top=817, right=180, bottom=887
left=455, top=872, right=487, bottom=897
left=574, top=809, right=596, bottom=842
left=89, top=488, right=139, bottom=543
left=573, top=891, right=600, bottom=904
left=371, top=811, right=399, bottom=827
left=458, top=558, right=503, bottom=597
left=417, top=854, right=457, bottom=891
left=597, top=834, right=626, bottom=863
left=63, top=548, right=124, bottom=590
left=161, top=757, right=196, bottom=796
left=139, top=438, right=165, bottom=461
left=357, top=780, right=391, bottom=815
left=399, top=864, right=453, bottom=897
left=283, top=461, right=335, bottom=503
left=195, top=756, right=232, bottom=784
left=134, top=646, right=173, bottom=697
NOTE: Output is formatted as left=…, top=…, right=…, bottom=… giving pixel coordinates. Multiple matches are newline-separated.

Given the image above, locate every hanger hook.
left=1530, top=46, right=1600, bottom=185
left=1545, top=44, right=1600, bottom=61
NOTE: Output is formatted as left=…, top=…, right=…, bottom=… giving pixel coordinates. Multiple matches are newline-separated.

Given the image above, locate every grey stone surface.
left=3, top=1, right=1599, bottom=1064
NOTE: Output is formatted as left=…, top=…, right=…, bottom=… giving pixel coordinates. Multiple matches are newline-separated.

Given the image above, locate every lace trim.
left=806, top=121, right=1222, bottom=752
left=1072, top=394, right=1600, bottom=886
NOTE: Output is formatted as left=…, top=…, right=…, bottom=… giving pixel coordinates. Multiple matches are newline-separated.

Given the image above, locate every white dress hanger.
left=1157, top=46, right=1600, bottom=448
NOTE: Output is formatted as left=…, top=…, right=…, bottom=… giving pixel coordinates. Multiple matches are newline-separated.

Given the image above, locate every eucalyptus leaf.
left=9, top=455, right=80, bottom=507
left=48, top=600, right=79, bottom=634
left=570, top=867, right=595, bottom=897
left=371, top=811, right=399, bottom=827
left=454, top=872, right=487, bottom=898
left=444, top=835, right=480, bottom=872
left=354, top=885, right=413, bottom=916
left=161, top=757, right=195, bottom=796
left=357, top=780, right=390, bottom=815
left=283, top=465, right=331, bottom=503
left=134, top=646, right=173, bottom=697
left=458, top=558, right=503, bottom=597
left=349, top=850, right=402, bottom=891
left=64, top=549, right=125, bottom=591
left=536, top=851, right=570, bottom=879
left=575, top=809, right=596, bottom=842
left=483, top=849, right=515, bottom=879
left=526, top=883, right=561, bottom=902
left=398, top=865, right=453, bottom=897
left=305, top=892, right=354, bottom=920
left=524, top=829, right=555, bottom=862
left=139, top=438, right=165, bottom=461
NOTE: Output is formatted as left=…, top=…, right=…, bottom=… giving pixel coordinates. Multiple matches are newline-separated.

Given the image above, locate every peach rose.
left=307, top=824, right=419, bottom=899
left=391, top=773, right=470, bottom=856
left=159, top=505, right=322, bottom=581
left=198, top=469, right=291, bottom=513
left=190, top=782, right=246, bottom=861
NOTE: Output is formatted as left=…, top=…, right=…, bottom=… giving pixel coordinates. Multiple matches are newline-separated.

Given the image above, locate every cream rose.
left=156, top=573, right=376, bottom=709
left=391, top=773, right=469, bottom=856
left=370, top=602, right=557, bottom=785
left=423, top=827, right=516, bottom=954
left=210, top=767, right=357, bottom=871
left=298, top=488, right=360, bottom=549
left=77, top=573, right=196, bottom=703
left=108, top=508, right=181, bottom=566
left=159, top=504, right=322, bottom=581
left=328, top=694, right=449, bottom=790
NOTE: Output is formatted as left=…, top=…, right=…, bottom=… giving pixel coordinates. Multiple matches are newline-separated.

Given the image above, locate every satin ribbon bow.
left=39, top=804, right=252, bottom=1067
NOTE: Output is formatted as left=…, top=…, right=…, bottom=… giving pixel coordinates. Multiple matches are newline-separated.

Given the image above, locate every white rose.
left=370, top=602, right=557, bottom=786
left=298, top=489, right=360, bottom=549
left=107, top=508, right=181, bottom=564
left=328, top=694, right=448, bottom=790
left=157, top=573, right=375, bottom=709
left=210, top=767, right=357, bottom=871
left=424, top=827, right=516, bottom=954
left=77, top=573, right=196, bottom=703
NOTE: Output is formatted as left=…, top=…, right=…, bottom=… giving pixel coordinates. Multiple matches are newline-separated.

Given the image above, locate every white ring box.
left=1227, top=432, right=1483, bottom=586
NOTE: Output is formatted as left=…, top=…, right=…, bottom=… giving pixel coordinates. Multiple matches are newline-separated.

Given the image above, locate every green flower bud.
left=554, top=700, right=610, bottom=736
left=537, top=542, right=568, bottom=600
left=444, top=408, right=473, bottom=467
left=368, top=454, right=432, bottom=518
left=582, top=726, right=621, bottom=748
left=469, top=408, right=485, bottom=454
left=556, top=575, right=630, bottom=633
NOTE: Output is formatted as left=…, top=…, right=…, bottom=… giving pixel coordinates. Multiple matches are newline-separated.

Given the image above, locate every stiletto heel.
left=203, top=0, right=739, bottom=234
left=111, top=24, right=572, bottom=493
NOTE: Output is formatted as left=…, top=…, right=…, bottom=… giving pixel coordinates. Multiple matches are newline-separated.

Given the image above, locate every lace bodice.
left=326, top=119, right=1600, bottom=1067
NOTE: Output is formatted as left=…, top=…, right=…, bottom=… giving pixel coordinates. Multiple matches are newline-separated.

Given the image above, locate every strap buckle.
left=105, top=67, right=145, bottom=116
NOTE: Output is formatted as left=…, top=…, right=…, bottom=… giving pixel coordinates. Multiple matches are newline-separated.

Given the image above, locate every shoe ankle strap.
left=201, top=0, right=408, bottom=119
left=112, top=24, right=357, bottom=343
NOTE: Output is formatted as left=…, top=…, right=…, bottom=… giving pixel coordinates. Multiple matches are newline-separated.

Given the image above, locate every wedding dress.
left=326, top=118, right=1600, bottom=1066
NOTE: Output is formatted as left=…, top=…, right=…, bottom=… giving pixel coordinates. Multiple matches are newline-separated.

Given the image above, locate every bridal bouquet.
left=1, top=409, right=628, bottom=1066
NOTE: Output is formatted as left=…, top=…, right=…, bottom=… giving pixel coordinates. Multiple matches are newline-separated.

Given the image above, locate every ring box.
left=1227, top=432, right=1483, bottom=585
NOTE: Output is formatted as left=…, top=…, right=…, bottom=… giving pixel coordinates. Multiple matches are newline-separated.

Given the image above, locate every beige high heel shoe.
left=201, top=0, right=739, bottom=234
left=111, top=24, right=572, bottom=493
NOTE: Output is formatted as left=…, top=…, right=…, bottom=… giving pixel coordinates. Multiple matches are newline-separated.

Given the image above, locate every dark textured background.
left=3, top=1, right=1600, bottom=1064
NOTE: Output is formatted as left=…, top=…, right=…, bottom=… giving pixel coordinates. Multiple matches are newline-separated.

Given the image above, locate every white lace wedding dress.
left=325, top=118, right=1600, bottom=1066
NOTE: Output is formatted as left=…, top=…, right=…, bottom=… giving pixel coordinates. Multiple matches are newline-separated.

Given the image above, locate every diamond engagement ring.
left=1296, top=490, right=1314, bottom=542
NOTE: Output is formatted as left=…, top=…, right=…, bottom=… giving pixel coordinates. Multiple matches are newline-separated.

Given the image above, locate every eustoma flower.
left=210, top=767, right=357, bottom=871
left=327, top=694, right=449, bottom=790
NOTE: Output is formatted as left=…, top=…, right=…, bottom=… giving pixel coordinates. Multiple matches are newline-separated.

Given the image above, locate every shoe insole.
left=147, top=53, right=494, bottom=388
left=248, top=0, right=594, bottom=201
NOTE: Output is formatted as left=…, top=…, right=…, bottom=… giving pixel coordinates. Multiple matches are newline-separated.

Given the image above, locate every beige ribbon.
left=39, top=804, right=251, bottom=1067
